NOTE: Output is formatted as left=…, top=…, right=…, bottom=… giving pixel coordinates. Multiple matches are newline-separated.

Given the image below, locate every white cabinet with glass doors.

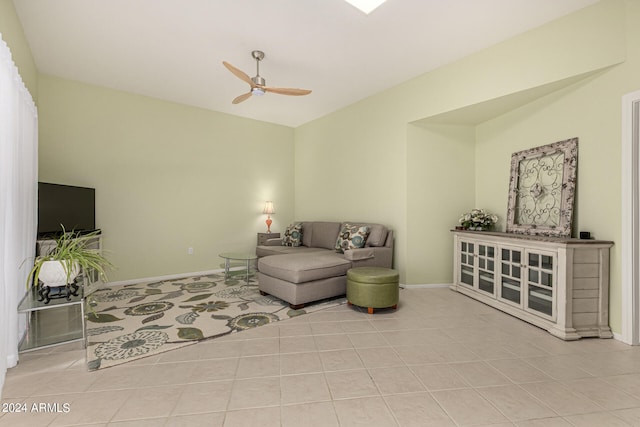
left=498, top=246, right=557, bottom=321
left=458, top=240, right=497, bottom=297
left=452, top=231, right=613, bottom=340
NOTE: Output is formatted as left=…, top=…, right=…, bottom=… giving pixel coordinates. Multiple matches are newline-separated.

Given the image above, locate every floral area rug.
left=85, top=272, right=345, bottom=370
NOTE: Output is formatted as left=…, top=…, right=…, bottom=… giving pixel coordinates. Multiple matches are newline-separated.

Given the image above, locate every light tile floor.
left=2, top=287, right=640, bottom=426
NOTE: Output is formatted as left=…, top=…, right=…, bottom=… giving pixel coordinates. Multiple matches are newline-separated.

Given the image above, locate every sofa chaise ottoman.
left=256, top=221, right=394, bottom=308
left=258, top=253, right=352, bottom=309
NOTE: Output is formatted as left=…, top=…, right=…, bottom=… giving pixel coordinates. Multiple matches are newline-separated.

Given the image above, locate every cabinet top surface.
left=452, top=230, right=613, bottom=246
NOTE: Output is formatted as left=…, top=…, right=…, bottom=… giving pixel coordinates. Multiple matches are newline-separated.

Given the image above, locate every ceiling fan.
left=222, top=50, right=312, bottom=104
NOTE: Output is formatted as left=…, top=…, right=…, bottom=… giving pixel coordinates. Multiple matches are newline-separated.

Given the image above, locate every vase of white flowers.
left=458, top=209, right=498, bottom=231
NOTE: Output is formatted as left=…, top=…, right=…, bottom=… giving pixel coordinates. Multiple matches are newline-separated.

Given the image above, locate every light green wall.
left=0, top=0, right=37, bottom=101
left=293, top=102, right=409, bottom=281
left=38, top=75, right=295, bottom=282
left=406, top=124, right=475, bottom=284
left=5, top=0, right=636, bottom=333
left=296, top=0, right=627, bottom=289
left=475, top=0, right=640, bottom=334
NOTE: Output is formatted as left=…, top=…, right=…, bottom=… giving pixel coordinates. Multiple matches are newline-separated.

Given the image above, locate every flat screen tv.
left=38, top=182, right=96, bottom=237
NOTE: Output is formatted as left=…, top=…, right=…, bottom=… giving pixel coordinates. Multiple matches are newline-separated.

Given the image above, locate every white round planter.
left=38, top=260, right=80, bottom=288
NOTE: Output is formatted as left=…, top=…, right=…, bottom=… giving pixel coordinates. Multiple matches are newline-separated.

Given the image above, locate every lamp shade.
left=262, top=201, right=275, bottom=233
left=262, top=201, right=275, bottom=215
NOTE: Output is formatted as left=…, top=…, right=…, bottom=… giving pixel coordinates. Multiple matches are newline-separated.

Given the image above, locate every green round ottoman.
left=347, top=267, right=399, bottom=314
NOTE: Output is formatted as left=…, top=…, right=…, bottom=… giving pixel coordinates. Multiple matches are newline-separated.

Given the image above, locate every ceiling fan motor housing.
left=251, top=76, right=266, bottom=87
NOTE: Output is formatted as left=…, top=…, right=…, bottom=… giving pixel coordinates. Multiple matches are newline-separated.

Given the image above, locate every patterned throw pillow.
left=282, top=223, right=303, bottom=247
left=335, top=224, right=370, bottom=253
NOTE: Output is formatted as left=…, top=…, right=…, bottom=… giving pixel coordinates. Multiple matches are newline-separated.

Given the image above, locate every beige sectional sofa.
left=256, top=221, right=394, bottom=308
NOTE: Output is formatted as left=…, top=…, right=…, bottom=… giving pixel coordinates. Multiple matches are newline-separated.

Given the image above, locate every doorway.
left=622, top=89, right=640, bottom=345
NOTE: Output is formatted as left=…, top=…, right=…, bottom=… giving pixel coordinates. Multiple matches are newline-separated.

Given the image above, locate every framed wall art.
left=506, top=137, right=578, bottom=237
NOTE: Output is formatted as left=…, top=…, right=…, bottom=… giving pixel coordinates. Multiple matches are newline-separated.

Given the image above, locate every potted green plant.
left=458, top=209, right=499, bottom=231
left=26, top=227, right=113, bottom=303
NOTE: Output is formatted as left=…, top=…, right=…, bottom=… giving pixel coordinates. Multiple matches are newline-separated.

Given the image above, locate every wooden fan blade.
left=232, top=92, right=253, bottom=104
left=263, top=87, right=312, bottom=96
left=222, top=61, right=254, bottom=87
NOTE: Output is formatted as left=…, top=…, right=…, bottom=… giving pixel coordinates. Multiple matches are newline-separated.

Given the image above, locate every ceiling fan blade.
left=263, top=87, right=312, bottom=96
left=232, top=92, right=253, bottom=104
left=222, top=61, right=254, bottom=87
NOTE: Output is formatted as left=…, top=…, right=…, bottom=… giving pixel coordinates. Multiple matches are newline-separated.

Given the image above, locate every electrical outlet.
left=187, top=247, right=194, bottom=255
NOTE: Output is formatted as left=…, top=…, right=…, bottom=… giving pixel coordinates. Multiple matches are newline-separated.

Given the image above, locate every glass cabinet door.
left=477, top=244, right=496, bottom=295
left=499, top=247, right=522, bottom=305
left=525, top=251, right=555, bottom=319
left=459, top=241, right=475, bottom=287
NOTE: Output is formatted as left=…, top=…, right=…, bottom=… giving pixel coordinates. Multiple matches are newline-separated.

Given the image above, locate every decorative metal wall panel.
left=506, top=138, right=578, bottom=237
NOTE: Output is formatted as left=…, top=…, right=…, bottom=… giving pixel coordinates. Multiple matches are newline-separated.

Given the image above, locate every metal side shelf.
left=18, top=285, right=86, bottom=352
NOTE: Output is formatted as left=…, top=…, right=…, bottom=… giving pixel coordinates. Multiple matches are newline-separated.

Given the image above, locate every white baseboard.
left=613, top=331, right=624, bottom=343
left=108, top=275, right=452, bottom=291
left=400, top=283, right=452, bottom=289
left=106, top=268, right=229, bottom=287
left=612, top=331, right=638, bottom=345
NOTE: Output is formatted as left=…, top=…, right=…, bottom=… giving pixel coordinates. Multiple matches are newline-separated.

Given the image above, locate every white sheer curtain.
left=0, top=33, right=38, bottom=398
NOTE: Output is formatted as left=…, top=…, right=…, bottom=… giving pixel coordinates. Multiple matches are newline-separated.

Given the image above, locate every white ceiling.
left=13, top=0, right=599, bottom=127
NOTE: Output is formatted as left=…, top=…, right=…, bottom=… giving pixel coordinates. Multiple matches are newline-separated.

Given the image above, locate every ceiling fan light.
left=344, top=0, right=386, bottom=14
left=252, top=87, right=265, bottom=96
